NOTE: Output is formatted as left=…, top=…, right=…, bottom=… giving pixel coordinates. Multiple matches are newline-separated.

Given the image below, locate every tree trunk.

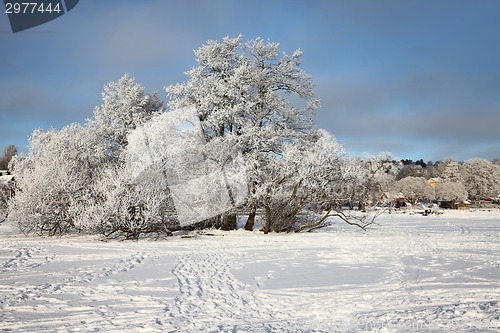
left=244, top=202, right=256, bottom=231
left=219, top=154, right=237, bottom=232
left=450, top=200, right=456, bottom=210
left=359, top=201, right=366, bottom=213
left=221, top=212, right=237, bottom=231
left=263, top=204, right=271, bottom=234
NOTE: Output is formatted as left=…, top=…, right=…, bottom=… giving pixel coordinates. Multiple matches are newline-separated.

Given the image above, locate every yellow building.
left=428, top=178, right=439, bottom=188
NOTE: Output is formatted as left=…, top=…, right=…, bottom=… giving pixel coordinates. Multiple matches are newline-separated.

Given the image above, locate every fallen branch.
left=294, top=209, right=332, bottom=233
left=294, top=207, right=383, bottom=233
left=332, top=210, right=374, bottom=231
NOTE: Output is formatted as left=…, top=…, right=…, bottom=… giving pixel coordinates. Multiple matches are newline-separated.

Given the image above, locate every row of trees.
left=6, top=36, right=376, bottom=238
left=396, top=158, right=500, bottom=182
left=4, top=36, right=500, bottom=238
left=344, top=155, right=500, bottom=209
left=392, top=159, right=500, bottom=208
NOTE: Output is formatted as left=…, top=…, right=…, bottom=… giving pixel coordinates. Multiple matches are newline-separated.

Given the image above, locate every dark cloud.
left=316, top=69, right=500, bottom=161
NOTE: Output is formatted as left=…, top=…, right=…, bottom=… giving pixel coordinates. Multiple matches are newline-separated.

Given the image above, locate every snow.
left=0, top=175, right=14, bottom=187
left=1, top=210, right=499, bottom=332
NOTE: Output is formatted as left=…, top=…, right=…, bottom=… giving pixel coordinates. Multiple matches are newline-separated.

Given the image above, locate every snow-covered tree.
left=434, top=181, right=468, bottom=208
left=9, top=75, right=168, bottom=237
left=439, top=159, right=464, bottom=184
left=166, top=35, right=320, bottom=231
left=286, top=134, right=381, bottom=232
left=167, top=36, right=318, bottom=142
left=354, top=152, right=401, bottom=211
left=462, top=158, right=500, bottom=201
left=0, top=144, right=18, bottom=170
left=392, top=176, right=434, bottom=206
left=83, top=75, right=171, bottom=237
left=87, top=74, right=163, bottom=162
left=249, top=129, right=345, bottom=233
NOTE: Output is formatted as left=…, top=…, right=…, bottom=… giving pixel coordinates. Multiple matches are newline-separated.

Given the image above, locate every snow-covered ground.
left=0, top=210, right=499, bottom=332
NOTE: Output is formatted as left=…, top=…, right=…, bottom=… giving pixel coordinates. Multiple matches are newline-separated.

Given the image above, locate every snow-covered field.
left=0, top=210, right=499, bottom=332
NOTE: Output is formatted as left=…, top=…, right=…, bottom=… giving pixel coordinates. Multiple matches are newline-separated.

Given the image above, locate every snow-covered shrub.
left=95, top=164, right=176, bottom=240
left=8, top=125, right=104, bottom=235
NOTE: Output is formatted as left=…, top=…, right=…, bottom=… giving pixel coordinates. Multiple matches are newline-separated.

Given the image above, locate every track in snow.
left=165, top=241, right=302, bottom=332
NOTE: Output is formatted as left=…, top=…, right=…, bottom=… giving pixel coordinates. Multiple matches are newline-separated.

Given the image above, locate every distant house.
left=458, top=200, right=471, bottom=210
left=394, top=192, right=406, bottom=208
left=428, top=178, right=439, bottom=188
left=379, top=192, right=407, bottom=208
left=379, top=192, right=389, bottom=203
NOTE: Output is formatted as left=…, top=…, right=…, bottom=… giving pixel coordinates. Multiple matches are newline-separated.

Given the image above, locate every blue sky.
left=1, top=0, right=499, bottom=162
